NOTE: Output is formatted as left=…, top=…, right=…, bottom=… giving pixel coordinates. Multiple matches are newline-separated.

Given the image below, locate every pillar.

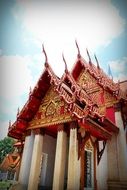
left=115, top=111, right=127, bottom=181
left=18, top=130, right=34, bottom=187
left=28, top=129, right=44, bottom=190
left=107, top=109, right=127, bottom=189
left=67, top=122, right=80, bottom=190
left=53, top=124, right=67, bottom=190
left=107, top=134, right=119, bottom=181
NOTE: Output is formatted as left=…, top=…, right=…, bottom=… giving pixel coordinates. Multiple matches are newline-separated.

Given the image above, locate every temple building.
left=8, top=45, right=127, bottom=190
left=0, top=141, right=22, bottom=181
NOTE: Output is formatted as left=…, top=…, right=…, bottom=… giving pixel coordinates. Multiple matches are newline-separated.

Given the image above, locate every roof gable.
left=28, top=86, right=73, bottom=129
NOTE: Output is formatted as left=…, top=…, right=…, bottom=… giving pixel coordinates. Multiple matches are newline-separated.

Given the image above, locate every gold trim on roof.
left=28, top=86, right=73, bottom=129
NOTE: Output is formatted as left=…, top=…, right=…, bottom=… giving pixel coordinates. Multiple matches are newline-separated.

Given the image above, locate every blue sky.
left=0, top=0, right=127, bottom=139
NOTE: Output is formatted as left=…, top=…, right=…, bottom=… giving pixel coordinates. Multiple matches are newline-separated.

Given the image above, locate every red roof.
left=8, top=50, right=126, bottom=140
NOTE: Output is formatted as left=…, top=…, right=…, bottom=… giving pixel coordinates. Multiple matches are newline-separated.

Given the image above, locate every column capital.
left=57, top=124, right=65, bottom=132
left=25, top=129, right=31, bottom=137
left=70, top=121, right=78, bottom=129
left=33, top=128, right=45, bottom=135
left=114, top=102, right=121, bottom=112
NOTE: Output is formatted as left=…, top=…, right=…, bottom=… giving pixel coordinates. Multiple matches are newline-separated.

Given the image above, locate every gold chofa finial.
left=9, top=120, right=11, bottom=128
left=86, top=48, right=92, bottom=64
left=108, top=64, right=113, bottom=80
left=29, top=86, right=32, bottom=96
left=17, top=107, right=20, bottom=117
left=75, top=40, right=81, bottom=58
left=42, top=44, right=48, bottom=67
left=94, top=54, right=100, bottom=69
left=62, top=53, right=68, bottom=73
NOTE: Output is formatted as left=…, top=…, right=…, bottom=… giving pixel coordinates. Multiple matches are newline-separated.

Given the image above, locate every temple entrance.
left=84, top=139, right=94, bottom=190
left=38, top=134, right=57, bottom=190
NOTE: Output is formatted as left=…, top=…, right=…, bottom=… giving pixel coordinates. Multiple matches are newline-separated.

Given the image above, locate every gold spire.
left=42, top=44, right=48, bottom=67
left=9, top=120, right=11, bottom=128
left=94, top=54, right=100, bottom=69
left=86, top=48, right=92, bottom=65
left=75, top=39, right=81, bottom=58
left=62, top=53, right=68, bottom=73
left=17, top=107, right=20, bottom=117
left=29, top=86, right=32, bottom=96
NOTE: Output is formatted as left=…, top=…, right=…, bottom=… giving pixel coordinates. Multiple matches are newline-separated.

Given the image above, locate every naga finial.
left=86, top=48, right=92, bottom=65
left=29, top=86, right=32, bottom=96
left=108, top=64, right=113, bottom=80
left=17, top=107, right=20, bottom=117
left=75, top=40, right=81, bottom=58
left=94, top=54, right=100, bottom=69
left=62, top=53, right=68, bottom=73
left=9, top=120, right=11, bottom=128
left=42, top=44, right=48, bottom=67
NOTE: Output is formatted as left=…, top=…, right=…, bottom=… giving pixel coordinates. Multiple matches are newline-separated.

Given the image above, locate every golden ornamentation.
left=85, top=139, right=93, bottom=151
left=28, top=86, right=73, bottom=129
left=77, top=69, right=106, bottom=115
left=45, top=101, right=56, bottom=116
left=77, top=69, right=99, bottom=93
left=104, top=91, right=118, bottom=107
left=77, top=68, right=119, bottom=113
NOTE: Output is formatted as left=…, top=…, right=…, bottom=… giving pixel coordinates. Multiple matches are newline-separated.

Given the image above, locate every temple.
left=0, top=141, right=22, bottom=181
left=7, top=44, right=127, bottom=190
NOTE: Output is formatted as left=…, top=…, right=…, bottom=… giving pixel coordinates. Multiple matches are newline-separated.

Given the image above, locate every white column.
left=67, top=122, right=80, bottom=190
left=18, top=130, right=34, bottom=186
left=115, top=111, right=127, bottom=181
left=28, top=130, right=43, bottom=190
left=53, top=124, right=67, bottom=190
left=107, top=134, right=119, bottom=181
left=107, top=110, right=127, bottom=189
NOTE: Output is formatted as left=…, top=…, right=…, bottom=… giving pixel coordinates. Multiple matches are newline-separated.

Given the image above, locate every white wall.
left=96, top=144, right=108, bottom=190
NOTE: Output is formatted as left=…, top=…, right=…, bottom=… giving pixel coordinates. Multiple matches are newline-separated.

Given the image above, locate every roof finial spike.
left=108, top=64, right=113, bottom=80
left=75, top=39, right=81, bottom=58
left=9, top=120, right=11, bottom=128
left=62, top=53, right=68, bottom=73
left=86, top=48, right=92, bottom=65
left=29, top=86, right=32, bottom=96
left=94, top=54, right=100, bottom=69
left=42, top=44, right=48, bottom=67
left=17, top=107, right=20, bottom=117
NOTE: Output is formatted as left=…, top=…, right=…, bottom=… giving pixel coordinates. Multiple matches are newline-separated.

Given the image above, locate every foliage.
left=0, top=180, right=12, bottom=189
left=0, top=137, right=15, bottom=164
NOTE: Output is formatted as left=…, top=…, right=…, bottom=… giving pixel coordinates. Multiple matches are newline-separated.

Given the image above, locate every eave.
left=79, top=118, right=112, bottom=140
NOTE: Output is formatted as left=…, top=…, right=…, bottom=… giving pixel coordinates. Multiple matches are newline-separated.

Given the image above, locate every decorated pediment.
left=77, top=68, right=118, bottom=115
left=28, top=86, right=73, bottom=129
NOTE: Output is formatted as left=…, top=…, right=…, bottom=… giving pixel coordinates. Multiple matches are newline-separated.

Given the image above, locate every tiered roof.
left=8, top=44, right=127, bottom=140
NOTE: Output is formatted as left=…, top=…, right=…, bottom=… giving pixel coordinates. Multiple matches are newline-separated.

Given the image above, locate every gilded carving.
left=85, top=139, right=93, bottom=151
left=77, top=69, right=99, bottom=93
left=104, top=91, right=118, bottom=107
left=45, top=101, right=56, bottom=116
left=77, top=69, right=106, bottom=115
left=76, top=68, right=119, bottom=114
left=28, top=86, right=73, bottom=129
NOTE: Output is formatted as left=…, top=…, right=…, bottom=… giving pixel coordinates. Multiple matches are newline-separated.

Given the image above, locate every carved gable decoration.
left=28, top=86, right=73, bottom=129
left=77, top=69, right=117, bottom=115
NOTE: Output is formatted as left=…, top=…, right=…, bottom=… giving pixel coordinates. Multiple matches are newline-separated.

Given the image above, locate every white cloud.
left=0, top=54, right=44, bottom=100
left=12, top=0, right=125, bottom=76
left=109, top=57, right=127, bottom=82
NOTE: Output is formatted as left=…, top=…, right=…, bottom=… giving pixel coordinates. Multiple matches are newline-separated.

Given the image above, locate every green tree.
left=0, top=137, right=15, bottom=164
